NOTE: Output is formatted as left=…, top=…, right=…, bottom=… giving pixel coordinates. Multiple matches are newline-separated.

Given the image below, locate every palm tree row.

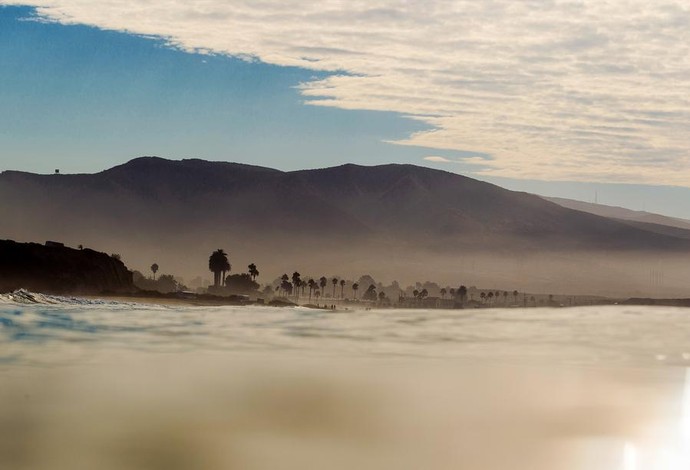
left=205, top=250, right=529, bottom=308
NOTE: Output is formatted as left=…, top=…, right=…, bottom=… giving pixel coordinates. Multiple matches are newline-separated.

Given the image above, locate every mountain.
left=544, top=196, right=690, bottom=231
left=1, top=157, right=689, bottom=296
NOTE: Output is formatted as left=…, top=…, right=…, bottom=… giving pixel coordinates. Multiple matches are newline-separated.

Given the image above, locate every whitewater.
left=2, top=290, right=690, bottom=470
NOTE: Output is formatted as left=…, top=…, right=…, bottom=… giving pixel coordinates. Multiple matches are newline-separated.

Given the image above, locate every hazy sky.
left=1, top=2, right=690, bottom=218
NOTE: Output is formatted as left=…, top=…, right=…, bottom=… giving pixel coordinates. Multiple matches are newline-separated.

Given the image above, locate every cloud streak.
left=3, top=1, right=690, bottom=185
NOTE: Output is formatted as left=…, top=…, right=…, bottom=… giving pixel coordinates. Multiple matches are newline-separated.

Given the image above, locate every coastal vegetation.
left=0, top=239, right=655, bottom=308
left=154, top=248, right=599, bottom=309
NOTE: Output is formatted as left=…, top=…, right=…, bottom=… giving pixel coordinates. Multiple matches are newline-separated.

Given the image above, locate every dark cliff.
left=0, top=240, right=134, bottom=294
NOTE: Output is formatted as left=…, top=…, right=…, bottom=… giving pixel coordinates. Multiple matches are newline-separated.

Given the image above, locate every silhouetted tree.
left=419, top=288, right=428, bottom=299
left=488, top=291, right=494, bottom=304
left=440, top=288, right=446, bottom=299
left=208, top=249, right=230, bottom=287
left=157, top=274, right=177, bottom=293
left=449, top=288, right=455, bottom=299
left=280, top=277, right=293, bottom=297
left=292, top=272, right=302, bottom=301
left=248, top=263, right=259, bottom=281
left=319, top=276, right=328, bottom=297
left=363, top=284, right=377, bottom=301
left=308, top=278, right=315, bottom=302
left=352, top=283, right=359, bottom=299
left=480, top=292, right=486, bottom=303
left=150, top=263, right=159, bottom=280
left=340, top=279, right=345, bottom=298
left=224, top=273, right=259, bottom=294
left=458, top=285, right=467, bottom=304
left=413, top=289, right=420, bottom=299
left=503, top=291, right=508, bottom=304
left=513, top=290, right=519, bottom=304
left=332, top=277, right=338, bottom=298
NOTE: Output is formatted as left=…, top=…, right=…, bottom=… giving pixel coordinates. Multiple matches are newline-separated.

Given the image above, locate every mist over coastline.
left=2, top=157, right=689, bottom=298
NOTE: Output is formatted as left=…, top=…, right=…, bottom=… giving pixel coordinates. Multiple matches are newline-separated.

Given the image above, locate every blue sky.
left=1, top=4, right=690, bottom=219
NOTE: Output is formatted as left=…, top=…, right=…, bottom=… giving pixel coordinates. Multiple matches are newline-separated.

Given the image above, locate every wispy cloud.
left=3, top=1, right=690, bottom=185
left=423, top=156, right=452, bottom=163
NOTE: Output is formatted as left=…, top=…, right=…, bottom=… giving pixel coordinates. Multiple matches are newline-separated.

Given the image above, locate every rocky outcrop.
left=0, top=240, right=134, bottom=294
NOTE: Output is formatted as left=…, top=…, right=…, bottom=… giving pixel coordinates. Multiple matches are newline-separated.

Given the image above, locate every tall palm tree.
left=440, top=288, right=446, bottom=299
left=150, top=263, right=159, bottom=281
left=248, top=263, right=259, bottom=281
left=339, top=279, right=346, bottom=298
left=208, top=249, right=230, bottom=287
left=308, top=279, right=315, bottom=302
left=352, top=283, right=359, bottom=299
left=513, top=290, right=519, bottom=304
left=480, top=292, right=486, bottom=303
left=503, top=291, right=508, bottom=304
left=280, top=274, right=289, bottom=297
left=331, top=278, right=338, bottom=298
left=295, top=279, right=303, bottom=301
left=458, top=285, right=467, bottom=304
left=319, top=277, right=328, bottom=297
left=292, top=272, right=301, bottom=301
left=449, top=288, right=455, bottom=299
left=487, top=291, right=494, bottom=305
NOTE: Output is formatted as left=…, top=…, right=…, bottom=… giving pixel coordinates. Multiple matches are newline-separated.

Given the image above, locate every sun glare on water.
left=622, top=369, right=690, bottom=470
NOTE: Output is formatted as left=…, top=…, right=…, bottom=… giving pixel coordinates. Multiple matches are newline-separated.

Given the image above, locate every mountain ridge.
left=2, top=157, right=690, bottom=296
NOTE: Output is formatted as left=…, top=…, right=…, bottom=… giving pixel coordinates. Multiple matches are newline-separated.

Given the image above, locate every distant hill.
left=1, top=157, right=689, bottom=296
left=544, top=196, right=690, bottom=231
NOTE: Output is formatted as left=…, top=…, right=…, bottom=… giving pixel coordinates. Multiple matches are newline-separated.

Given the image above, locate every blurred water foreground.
left=2, top=297, right=690, bottom=470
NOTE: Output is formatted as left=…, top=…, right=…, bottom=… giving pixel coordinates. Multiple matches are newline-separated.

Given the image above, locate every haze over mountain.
left=545, top=196, right=690, bottom=232
left=2, top=157, right=689, bottom=297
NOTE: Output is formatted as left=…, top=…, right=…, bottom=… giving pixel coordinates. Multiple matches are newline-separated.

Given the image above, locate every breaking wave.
left=0, top=289, right=133, bottom=306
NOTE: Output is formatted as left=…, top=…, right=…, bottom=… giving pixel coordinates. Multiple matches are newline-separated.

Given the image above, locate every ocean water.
left=2, top=290, right=690, bottom=469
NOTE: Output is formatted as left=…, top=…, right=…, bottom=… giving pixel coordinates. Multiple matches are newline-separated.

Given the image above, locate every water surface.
left=2, top=292, right=689, bottom=469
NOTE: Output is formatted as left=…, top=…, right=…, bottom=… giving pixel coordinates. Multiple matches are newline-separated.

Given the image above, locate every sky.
left=1, top=2, right=690, bottom=218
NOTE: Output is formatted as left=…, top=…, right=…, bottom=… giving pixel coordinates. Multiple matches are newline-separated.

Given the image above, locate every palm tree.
left=480, top=292, right=486, bottom=303
left=352, top=283, right=359, bottom=299
left=308, top=279, right=315, bottom=302
left=339, top=279, right=345, bottom=298
left=150, top=263, right=159, bottom=281
left=503, top=291, right=508, bottom=304
left=449, top=288, right=455, bottom=299
left=248, top=263, right=259, bottom=281
left=295, top=279, right=303, bottom=301
left=208, top=249, right=230, bottom=287
left=513, top=290, right=519, bottom=304
left=458, top=285, right=467, bottom=304
left=487, top=291, right=494, bottom=305
left=292, top=272, right=301, bottom=301
left=331, top=278, right=338, bottom=298
left=280, top=274, right=289, bottom=296
left=280, top=275, right=292, bottom=297
left=319, top=277, right=328, bottom=297
left=440, top=288, right=446, bottom=299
